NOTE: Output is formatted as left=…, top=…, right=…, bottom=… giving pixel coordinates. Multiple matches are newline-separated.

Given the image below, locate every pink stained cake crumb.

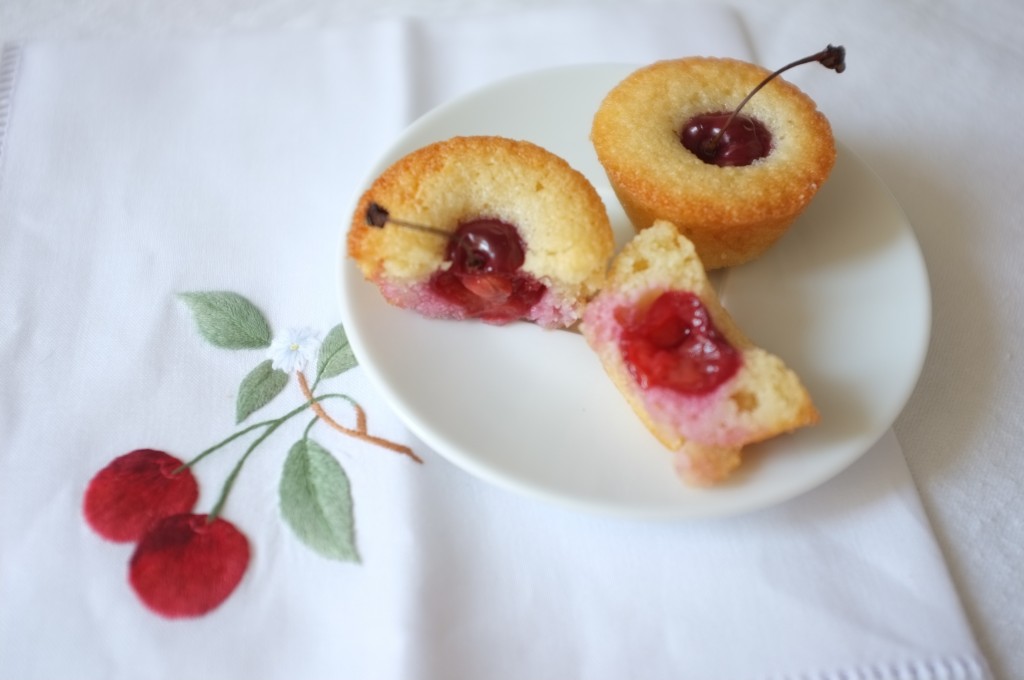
left=378, top=279, right=580, bottom=329
left=580, top=221, right=819, bottom=486
left=583, top=291, right=756, bottom=450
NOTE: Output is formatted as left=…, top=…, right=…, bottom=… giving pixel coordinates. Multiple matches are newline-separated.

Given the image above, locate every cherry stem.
left=366, top=202, right=487, bottom=270
left=202, top=386, right=421, bottom=522
left=705, top=44, right=845, bottom=154
left=302, top=415, right=319, bottom=441
left=297, top=371, right=422, bottom=463
left=366, top=202, right=449, bottom=238
left=206, top=415, right=285, bottom=522
left=175, top=399, right=321, bottom=473
left=186, top=362, right=424, bottom=522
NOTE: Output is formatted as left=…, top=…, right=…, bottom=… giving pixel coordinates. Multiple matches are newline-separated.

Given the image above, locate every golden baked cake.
left=580, top=221, right=819, bottom=485
left=591, top=54, right=839, bottom=269
left=348, top=136, right=615, bottom=328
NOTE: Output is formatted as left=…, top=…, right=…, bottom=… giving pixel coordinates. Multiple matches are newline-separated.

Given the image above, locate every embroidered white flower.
left=268, top=327, right=321, bottom=374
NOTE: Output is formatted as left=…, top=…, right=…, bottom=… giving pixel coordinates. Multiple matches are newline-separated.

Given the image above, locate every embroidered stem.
left=177, top=392, right=351, bottom=474
left=300, top=371, right=365, bottom=431
left=177, top=402, right=311, bottom=472
left=297, top=371, right=422, bottom=464
left=207, top=417, right=286, bottom=522
left=322, top=386, right=366, bottom=431
left=302, top=416, right=318, bottom=441
left=198, top=392, right=378, bottom=523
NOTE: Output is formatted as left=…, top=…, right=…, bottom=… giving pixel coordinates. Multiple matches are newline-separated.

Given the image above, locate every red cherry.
left=428, top=218, right=546, bottom=322
left=680, top=45, right=846, bottom=168
left=446, top=218, right=526, bottom=274
left=681, top=112, right=772, bottom=167
left=129, top=513, right=250, bottom=618
left=619, top=291, right=741, bottom=394
left=83, top=449, right=199, bottom=542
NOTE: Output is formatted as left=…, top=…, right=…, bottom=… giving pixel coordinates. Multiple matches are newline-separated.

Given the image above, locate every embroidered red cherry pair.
left=83, top=448, right=249, bottom=618
left=81, top=291, right=419, bottom=620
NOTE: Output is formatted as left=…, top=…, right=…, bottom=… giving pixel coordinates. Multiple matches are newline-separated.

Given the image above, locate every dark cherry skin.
left=678, top=45, right=847, bottom=167
left=428, top=218, right=545, bottom=322
left=618, top=291, right=741, bottom=394
left=446, top=218, right=525, bottom=274
left=681, top=111, right=773, bottom=167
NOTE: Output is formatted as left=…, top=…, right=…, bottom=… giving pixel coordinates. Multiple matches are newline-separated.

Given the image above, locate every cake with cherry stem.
left=348, top=136, right=615, bottom=329
left=591, top=46, right=844, bottom=269
left=580, top=220, right=819, bottom=485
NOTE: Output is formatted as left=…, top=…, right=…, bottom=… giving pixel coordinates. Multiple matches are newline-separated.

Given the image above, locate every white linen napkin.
left=0, top=5, right=991, bottom=679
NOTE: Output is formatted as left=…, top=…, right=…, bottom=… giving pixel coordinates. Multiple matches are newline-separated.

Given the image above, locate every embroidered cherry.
left=83, top=449, right=199, bottom=542
left=681, top=44, right=845, bottom=166
left=129, top=513, right=250, bottom=618
left=618, top=291, right=741, bottom=394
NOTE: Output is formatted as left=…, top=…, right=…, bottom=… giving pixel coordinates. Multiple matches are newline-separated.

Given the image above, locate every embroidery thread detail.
left=82, top=291, right=419, bottom=618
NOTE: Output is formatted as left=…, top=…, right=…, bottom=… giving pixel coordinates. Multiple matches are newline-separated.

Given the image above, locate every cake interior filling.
left=680, top=111, right=773, bottom=167
left=428, top=217, right=546, bottom=322
left=616, top=291, right=741, bottom=394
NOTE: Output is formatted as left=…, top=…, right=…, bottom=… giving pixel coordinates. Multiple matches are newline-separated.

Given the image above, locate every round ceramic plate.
left=337, top=64, right=930, bottom=519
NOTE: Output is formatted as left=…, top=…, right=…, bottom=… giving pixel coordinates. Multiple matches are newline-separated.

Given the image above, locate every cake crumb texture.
left=581, top=221, right=819, bottom=485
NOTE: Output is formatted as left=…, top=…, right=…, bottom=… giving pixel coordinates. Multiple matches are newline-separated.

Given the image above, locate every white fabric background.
left=0, top=0, right=1019, bottom=678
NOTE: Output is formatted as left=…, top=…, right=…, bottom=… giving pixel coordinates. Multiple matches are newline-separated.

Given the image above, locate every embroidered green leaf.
left=317, top=324, right=357, bottom=380
left=179, top=291, right=273, bottom=349
left=280, top=439, right=360, bottom=562
left=236, top=360, right=289, bottom=423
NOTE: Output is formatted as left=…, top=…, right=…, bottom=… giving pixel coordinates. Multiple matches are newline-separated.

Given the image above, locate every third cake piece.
left=348, top=136, right=614, bottom=329
left=591, top=46, right=844, bottom=269
left=580, top=221, right=819, bottom=485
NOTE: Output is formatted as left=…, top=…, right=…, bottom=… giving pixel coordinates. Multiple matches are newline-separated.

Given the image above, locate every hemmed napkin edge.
left=764, top=651, right=992, bottom=680
left=0, top=41, right=23, bottom=200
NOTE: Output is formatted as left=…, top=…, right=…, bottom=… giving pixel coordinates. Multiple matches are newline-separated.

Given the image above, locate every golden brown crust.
left=591, top=57, right=836, bottom=269
left=348, top=136, right=614, bottom=299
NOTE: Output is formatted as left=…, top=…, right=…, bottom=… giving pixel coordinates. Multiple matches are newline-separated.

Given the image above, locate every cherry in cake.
left=365, top=204, right=546, bottom=323
left=428, top=218, right=547, bottom=323
left=617, top=290, right=741, bottom=394
left=349, top=136, right=614, bottom=328
left=680, top=112, right=773, bottom=168
left=681, top=46, right=844, bottom=168
left=591, top=47, right=844, bottom=269
left=581, top=221, right=819, bottom=485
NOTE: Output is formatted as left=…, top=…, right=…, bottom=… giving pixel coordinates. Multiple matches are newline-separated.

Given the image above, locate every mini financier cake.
left=348, top=136, right=615, bottom=328
left=591, top=51, right=841, bottom=269
left=581, top=221, right=819, bottom=485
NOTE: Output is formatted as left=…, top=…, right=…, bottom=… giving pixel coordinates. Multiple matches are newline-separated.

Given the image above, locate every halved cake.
left=348, top=136, right=615, bottom=328
left=581, top=220, right=819, bottom=485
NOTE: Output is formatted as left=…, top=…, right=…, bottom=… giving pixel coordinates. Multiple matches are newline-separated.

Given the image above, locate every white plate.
left=337, top=64, right=931, bottom=519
